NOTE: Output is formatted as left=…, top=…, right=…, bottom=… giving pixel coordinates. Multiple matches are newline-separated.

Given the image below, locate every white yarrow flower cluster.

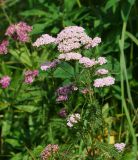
left=56, top=26, right=101, bottom=53
left=93, top=76, right=115, bottom=87
left=58, top=52, right=82, bottom=61
left=96, top=69, right=109, bottom=75
left=79, top=57, right=97, bottom=68
left=33, top=34, right=56, bottom=47
left=97, top=57, right=107, bottom=65
left=67, top=113, right=80, bottom=128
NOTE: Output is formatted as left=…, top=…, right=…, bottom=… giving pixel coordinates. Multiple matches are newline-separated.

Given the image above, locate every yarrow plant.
left=31, top=25, right=121, bottom=159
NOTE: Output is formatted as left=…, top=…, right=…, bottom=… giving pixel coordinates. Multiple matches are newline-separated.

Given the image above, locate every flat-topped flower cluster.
left=33, top=26, right=115, bottom=95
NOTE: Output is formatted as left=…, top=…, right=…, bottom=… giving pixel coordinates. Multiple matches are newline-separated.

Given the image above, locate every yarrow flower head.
left=85, top=37, right=101, bottom=49
left=56, top=84, right=74, bottom=103
left=5, top=21, right=32, bottom=42
left=79, top=57, right=97, bottom=68
left=56, top=26, right=101, bottom=53
left=81, top=88, right=89, bottom=94
left=114, top=143, right=126, bottom=152
left=0, top=76, right=11, bottom=88
left=24, top=69, right=38, bottom=84
left=33, top=34, right=56, bottom=47
left=96, top=69, right=109, bottom=75
left=97, top=57, right=107, bottom=65
left=58, top=108, right=67, bottom=118
left=67, top=113, right=80, bottom=127
left=58, top=52, right=82, bottom=61
left=0, top=40, right=9, bottom=54
left=40, top=144, right=59, bottom=160
left=40, top=59, right=60, bottom=71
left=93, top=76, right=115, bottom=88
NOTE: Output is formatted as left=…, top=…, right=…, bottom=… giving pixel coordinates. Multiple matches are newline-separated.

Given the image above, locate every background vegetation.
left=0, top=0, right=138, bottom=159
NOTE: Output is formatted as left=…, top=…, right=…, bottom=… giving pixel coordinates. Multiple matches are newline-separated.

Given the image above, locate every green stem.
left=1, top=6, right=11, bottom=24
left=76, top=0, right=82, bottom=8
left=119, top=22, right=137, bottom=155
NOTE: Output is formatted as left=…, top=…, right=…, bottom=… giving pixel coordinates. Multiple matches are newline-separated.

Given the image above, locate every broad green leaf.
left=128, top=0, right=135, bottom=6
left=64, top=0, right=77, bottom=12
left=14, top=105, right=37, bottom=113
left=104, top=0, right=118, bottom=11
left=5, top=138, right=21, bottom=147
left=10, top=153, right=23, bottom=160
left=126, top=31, right=138, bottom=46
left=0, top=102, right=9, bottom=111
left=20, top=9, right=46, bottom=17
left=2, top=120, right=11, bottom=137
left=54, top=62, right=74, bottom=78
left=31, top=23, right=47, bottom=35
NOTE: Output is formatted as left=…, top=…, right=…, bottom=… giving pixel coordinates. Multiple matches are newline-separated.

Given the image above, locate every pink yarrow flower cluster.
left=58, top=52, right=82, bottom=61
left=67, top=113, right=80, bottom=127
left=114, top=143, right=126, bottom=152
left=5, top=22, right=32, bottom=42
left=97, top=57, right=107, bottom=65
left=0, top=40, right=9, bottom=54
left=33, top=26, right=101, bottom=53
left=58, top=108, right=67, bottom=118
left=40, top=144, right=59, bottom=160
left=85, top=37, right=101, bottom=49
left=24, top=70, right=38, bottom=84
left=56, top=84, right=74, bottom=102
left=79, top=57, right=97, bottom=68
left=33, top=34, right=56, bottom=47
left=0, top=76, right=11, bottom=88
left=40, top=59, right=60, bottom=71
left=93, top=76, right=115, bottom=87
left=96, top=69, right=109, bottom=75
left=56, top=26, right=101, bottom=53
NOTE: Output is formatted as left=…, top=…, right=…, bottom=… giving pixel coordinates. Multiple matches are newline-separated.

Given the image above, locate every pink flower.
left=24, top=69, right=38, bottom=84
left=0, top=40, right=9, bottom=54
left=58, top=108, right=67, bottom=118
left=79, top=57, right=97, bottom=68
left=41, top=144, right=59, bottom=160
left=93, top=76, right=115, bottom=87
left=0, top=76, right=11, bottom=88
left=40, top=59, right=59, bottom=71
left=96, top=69, right=109, bottom=75
left=5, top=22, right=32, bottom=42
left=97, top=57, right=107, bottom=65
left=56, top=95, right=68, bottom=102
left=85, top=37, right=101, bottom=49
left=56, top=26, right=93, bottom=53
left=67, top=113, right=80, bottom=127
left=114, top=143, right=126, bottom=152
left=58, top=52, right=82, bottom=61
left=81, top=88, right=89, bottom=94
left=33, top=34, right=56, bottom=47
